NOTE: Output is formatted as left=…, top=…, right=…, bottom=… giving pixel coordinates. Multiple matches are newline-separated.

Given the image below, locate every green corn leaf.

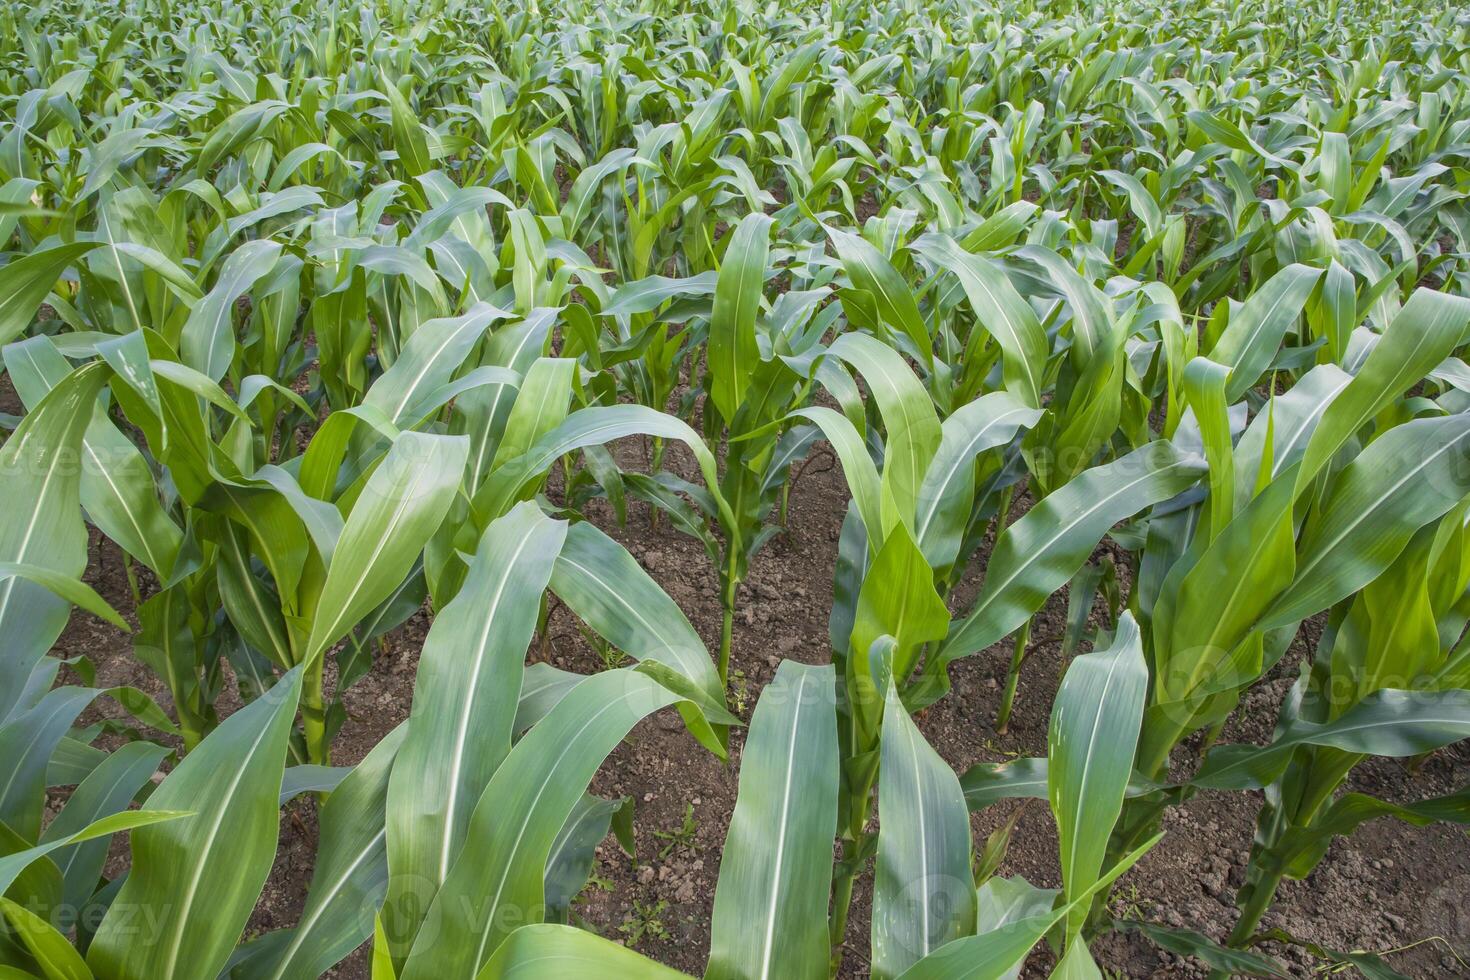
left=471, top=405, right=736, bottom=542
left=1265, top=414, right=1470, bottom=629
left=1112, top=921, right=1290, bottom=977
left=239, top=725, right=408, bottom=980
left=542, top=793, right=631, bottom=922
left=942, top=442, right=1205, bottom=663
left=706, top=661, right=840, bottom=980
left=0, top=895, right=93, bottom=980
left=1181, top=357, right=1234, bottom=539
left=305, top=432, right=469, bottom=666
left=909, top=234, right=1047, bottom=408
left=1207, top=264, right=1322, bottom=401
left=789, top=406, right=885, bottom=542
left=915, top=392, right=1042, bottom=572
left=475, top=924, right=692, bottom=979
left=976, top=877, right=1060, bottom=980
left=0, top=241, right=101, bottom=346
left=491, top=357, right=577, bottom=469
left=601, top=272, right=719, bottom=316
left=1049, top=614, right=1148, bottom=939
left=873, top=681, right=976, bottom=978
left=829, top=226, right=932, bottom=364
left=897, top=835, right=1160, bottom=980
left=362, top=303, right=516, bottom=426
left=40, top=741, right=169, bottom=915
left=1274, top=785, right=1470, bottom=879
left=381, top=73, right=432, bottom=177
left=549, top=520, right=730, bottom=740
left=87, top=668, right=301, bottom=980
left=960, top=758, right=1050, bottom=809
left=1295, top=289, right=1470, bottom=492
left=0, top=809, right=188, bottom=900
left=851, top=523, right=949, bottom=687
left=825, top=333, right=942, bottom=536
left=1153, top=474, right=1297, bottom=708
left=400, top=670, right=690, bottom=978
left=4, top=334, right=181, bottom=577
left=0, top=363, right=110, bottom=718
left=179, top=239, right=281, bottom=383
left=383, top=503, right=567, bottom=961
left=0, top=563, right=127, bottom=630
left=0, top=686, right=99, bottom=841
left=1194, top=688, right=1470, bottom=790
left=708, top=212, right=772, bottom=424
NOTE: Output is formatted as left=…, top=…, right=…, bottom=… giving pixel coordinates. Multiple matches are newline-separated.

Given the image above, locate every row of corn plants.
left=2, top=0, right=1470, bottom=976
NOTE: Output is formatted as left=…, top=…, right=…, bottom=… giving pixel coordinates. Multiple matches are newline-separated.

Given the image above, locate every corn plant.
left=5, top=0, right=1470, bottom=976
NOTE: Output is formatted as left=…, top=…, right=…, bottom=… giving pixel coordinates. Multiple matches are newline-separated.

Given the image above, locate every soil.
left=41, top=407, right=1470, bottom=979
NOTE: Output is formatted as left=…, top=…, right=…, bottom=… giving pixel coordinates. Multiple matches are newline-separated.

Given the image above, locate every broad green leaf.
left=1155, top=474, right=1297, bottom=706
left=789, top=406, right=885, bottom=541
left=708, top=213, right=772, bottom=423
left=915, top=392, right=1041, bottom=572
left=384, top=503, right=567, bottom=960
left=829, top=227, right=932, bottom=363
left=491, top=357, right=576, bottom=468
left=542, top=793, right=630, bottom=921
left=305, top=432, right=469, bottom=666
left=4, top=334, right=181, bottom=577
left=601, top=272, right=718, bottom=316
left=40, top=741, right=169, bottom=914
left=471, top=405, right=736, bottom=541
left=0, top=363, right=110, bottom=718
left=87, top=669, right=302, bottom=980
left=1208, top=264, right=1322, bottom=401
left=706, top=662, right=839, bottom=980
left=180, top=239, right=281, bottom=382
left=363, top=303, right=515, bottom=426
left=549, top=520, right=729, bottom=739
left=1049, top=614, right=1147, bottom=939
left=0, top=563, right=127, bottom=630
left=1193, top=688, right=1470, bottom=790
left=910, top=234, right=1047, bottom=407
left=0, top=895, right=92, bottom=980
left=1265, top=414, right=1470, bottom=628
left=0, top=686, right=98, bottom=840
left=382, top=73, right=431, bottom=177
left=0, top=241, right=101, bottom=346
left=1274, top=785, right=1470, bottom=879
left=1112, top=921, right=1290, bottom=977
left=1181, top=357, right=1234, bottom=539
left=851, top=523, right=949, bottom=685
left=475, top=924, right=692, bottom=979
left=976, top=877, right=1060, bottom=980
left=825, top=333, right=942, bottom=535
left=960, top=758, right=1050, bottom=809
left=242, top=725, right=408, bottom=980
left=941, top=442, right=1205, bottom=662
left=400, top=670, right=688, bottom=978
left=0, top=809, right=187, bottom=900
left=1296, top=289, right=1470, bottom=491
left=873, top=682, right=975, bottom=978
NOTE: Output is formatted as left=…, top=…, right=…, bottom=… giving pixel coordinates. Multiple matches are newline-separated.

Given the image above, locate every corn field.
left=1, top=0, right=1469, bottom=975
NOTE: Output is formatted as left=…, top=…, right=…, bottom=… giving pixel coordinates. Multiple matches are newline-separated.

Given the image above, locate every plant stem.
left=302, top=666, right=330, bottom=765
left=995, top=618, right=1032, bottom=733
left=827, top=832, right=869, bottom=976
left=1207, top=870, right=1284, bottom=980
left=719, top=544, right=741, bottom=686
left=718, top=606, right=734, bottom=688
left=649, top=437, right=666, bottom=530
